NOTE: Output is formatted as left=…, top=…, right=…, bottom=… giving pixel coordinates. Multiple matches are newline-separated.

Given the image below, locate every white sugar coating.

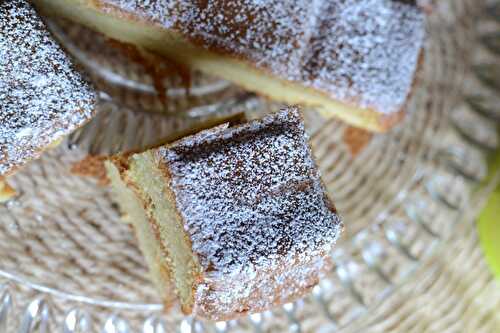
left=155, top=107, right=343, bottom=318
left=0, top=0, right=96, bottom=176
left=98, top=0, right=425, bottom=114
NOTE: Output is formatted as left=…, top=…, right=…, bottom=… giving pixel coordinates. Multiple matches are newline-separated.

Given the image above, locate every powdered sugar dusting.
left=155, top=107, right=342, bottom=319
left=99, top=0, right=424, bottom=114
left=0, top=0, right=96, bottom=176
left=303, top=0, right=425, bottom=110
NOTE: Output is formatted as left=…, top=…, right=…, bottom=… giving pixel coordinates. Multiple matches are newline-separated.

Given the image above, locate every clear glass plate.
left=1, top=0, right=499, bottom=332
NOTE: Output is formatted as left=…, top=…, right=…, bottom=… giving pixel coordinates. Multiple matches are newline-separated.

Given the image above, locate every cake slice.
left=36, top=0, right=425, bottom=132
left=107, top=107, right=343, bottom=320
left=0, top=0, right=96, bottom=176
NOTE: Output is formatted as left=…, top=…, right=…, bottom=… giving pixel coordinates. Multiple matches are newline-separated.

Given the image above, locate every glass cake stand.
left=1, top=0, right=499, bottom=332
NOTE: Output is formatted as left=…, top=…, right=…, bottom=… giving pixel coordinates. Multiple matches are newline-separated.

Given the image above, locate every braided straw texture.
left=1, top=0, right=499, bottom=331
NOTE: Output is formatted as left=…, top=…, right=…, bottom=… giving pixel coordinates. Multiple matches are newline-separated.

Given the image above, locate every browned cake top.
left=154, top=107, right=342, bottom=317
left=0, top=0, right=96, bottom=176
left=98, top=0, right=425, bottom=115
left=155, top=106, right=342, bottom=275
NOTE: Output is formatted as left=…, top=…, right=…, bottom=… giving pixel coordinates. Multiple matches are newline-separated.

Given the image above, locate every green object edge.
left=478, top=148, right=500, bottom=280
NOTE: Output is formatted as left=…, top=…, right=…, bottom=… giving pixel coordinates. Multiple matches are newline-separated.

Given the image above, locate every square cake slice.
left=109, top=107, right=343, bottom=320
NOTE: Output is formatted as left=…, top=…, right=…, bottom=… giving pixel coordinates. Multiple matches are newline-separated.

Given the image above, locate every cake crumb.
left=71, top=155, right=110, bottom=185
left=343, top=126, right=373, bottom=157
left=0, top=177, right=16, bottom=203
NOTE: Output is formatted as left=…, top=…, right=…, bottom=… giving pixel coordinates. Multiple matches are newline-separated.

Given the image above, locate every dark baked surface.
left=95, top=0, right=425, bottom=116
left=155, top=107, right=343, bottom=318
